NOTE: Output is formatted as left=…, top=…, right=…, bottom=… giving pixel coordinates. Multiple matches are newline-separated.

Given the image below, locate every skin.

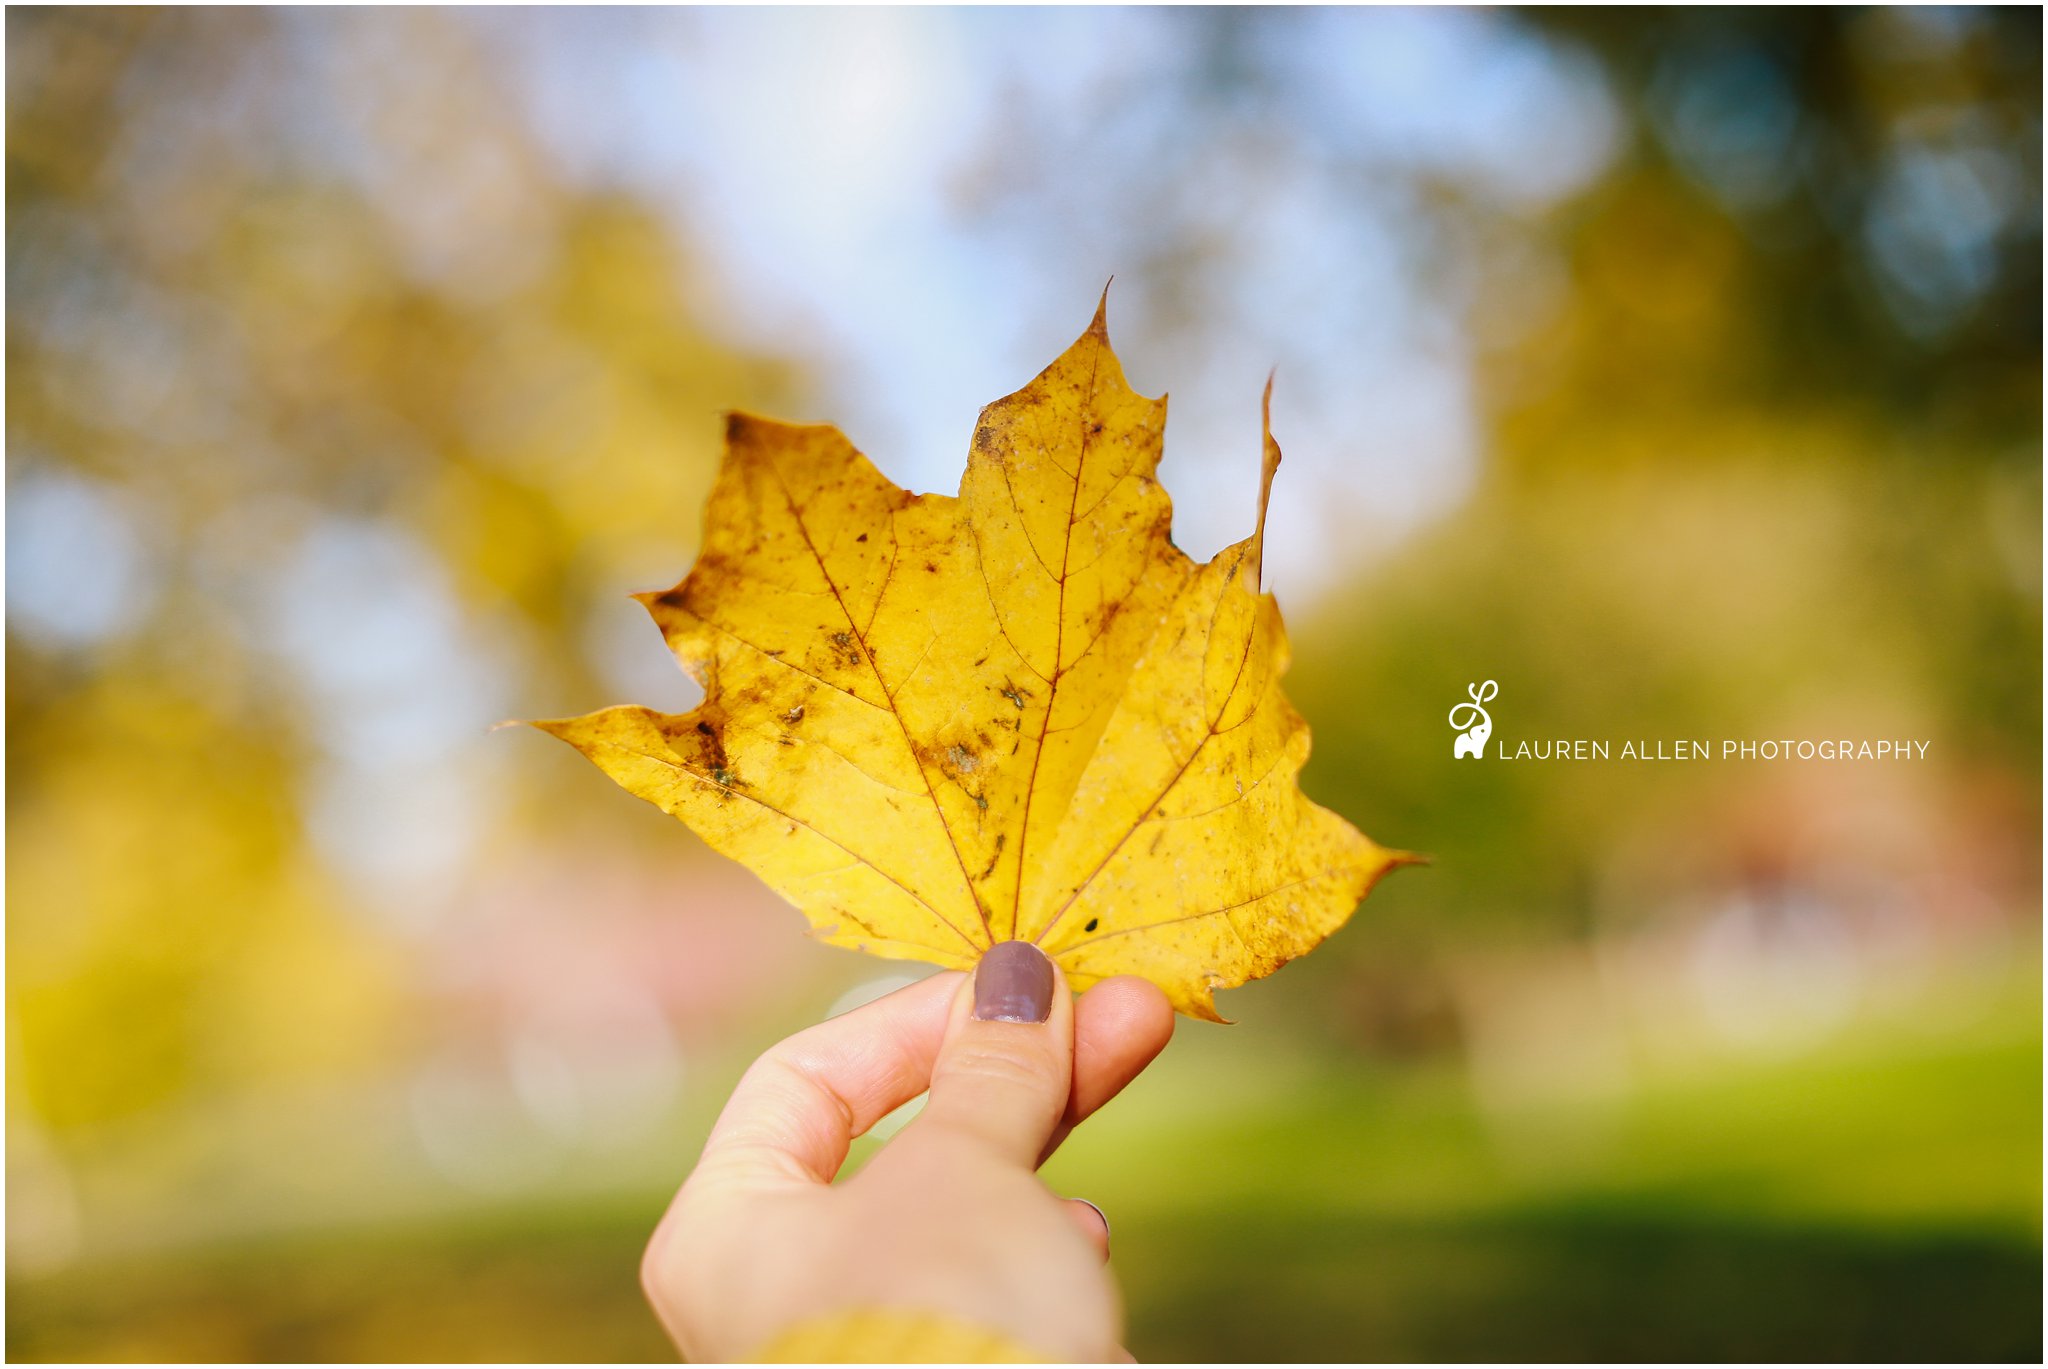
left=640, top=960, right=1176, bottom=1362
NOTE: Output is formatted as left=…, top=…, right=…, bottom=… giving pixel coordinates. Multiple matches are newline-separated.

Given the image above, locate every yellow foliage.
left=539, top=301, right=1413, bottom=1018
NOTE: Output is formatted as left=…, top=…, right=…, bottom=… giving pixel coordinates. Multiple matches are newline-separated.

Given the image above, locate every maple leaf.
left=535, top=298, right=1415, bottom=1019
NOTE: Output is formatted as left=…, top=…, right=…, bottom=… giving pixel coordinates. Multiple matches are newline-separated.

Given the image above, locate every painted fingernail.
left=974, top=941, right=1054, bottom=1023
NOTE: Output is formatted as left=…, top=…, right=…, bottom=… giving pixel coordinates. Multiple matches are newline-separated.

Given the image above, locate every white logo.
left=1450, top=680, right=1496, bottom=759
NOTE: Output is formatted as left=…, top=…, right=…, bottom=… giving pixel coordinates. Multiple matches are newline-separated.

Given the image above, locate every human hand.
left=640, top=941, right=1176, bottom=1362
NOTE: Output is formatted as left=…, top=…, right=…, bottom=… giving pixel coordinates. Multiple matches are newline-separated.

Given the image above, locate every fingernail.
left=973, top=941, right=1054, bottom=1023
left=1075, top=1197, right=1111, bottom=1250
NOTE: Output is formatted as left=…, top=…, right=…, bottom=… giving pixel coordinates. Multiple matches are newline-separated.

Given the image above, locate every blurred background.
left=6, top=6, right=2040, bottom=1361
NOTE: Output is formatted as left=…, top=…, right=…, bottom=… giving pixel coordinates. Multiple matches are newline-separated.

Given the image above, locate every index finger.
left=690, top=965, right=1177, bottom=1190
left=693, top=970, right=962, bottom=1190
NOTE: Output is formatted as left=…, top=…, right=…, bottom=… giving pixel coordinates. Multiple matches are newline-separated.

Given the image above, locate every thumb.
left=913, top=941, right=1073, bottom=1168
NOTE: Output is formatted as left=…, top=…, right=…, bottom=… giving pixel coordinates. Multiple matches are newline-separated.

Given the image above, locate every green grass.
left=11, top=988, right=2040, bottom=1362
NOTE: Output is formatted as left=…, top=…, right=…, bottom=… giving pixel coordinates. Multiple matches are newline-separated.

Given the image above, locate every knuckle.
left=936, top=1043, right=1052, bottom=1093
left=640, top=1200, right=728, bottom=1353
left=639, top=1209, right=690, bottom=1303
left=640, top=1184, right=718, bottom=1307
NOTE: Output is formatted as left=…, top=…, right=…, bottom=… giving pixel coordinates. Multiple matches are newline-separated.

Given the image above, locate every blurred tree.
left=951, top=5, right=2040, bottom=1040
left=1290, top=7, right=2041, bottom=1037
left=6, top=8, right=2038, bottom=1362
left=1528, top=6, right=2041, bottom=449
left=6, top=7, right=802, bottom=1130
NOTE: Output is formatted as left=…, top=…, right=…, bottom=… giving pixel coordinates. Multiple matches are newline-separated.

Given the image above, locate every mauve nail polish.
left=973, top=941, right=1054, bottom=1023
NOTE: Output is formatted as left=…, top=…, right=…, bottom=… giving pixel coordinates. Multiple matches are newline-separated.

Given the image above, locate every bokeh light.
left=8, top=7, right=2040, bottom=1360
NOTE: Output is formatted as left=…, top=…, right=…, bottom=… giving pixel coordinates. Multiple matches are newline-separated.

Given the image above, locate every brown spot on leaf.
left=539, top=299, right=1412, bottom=1022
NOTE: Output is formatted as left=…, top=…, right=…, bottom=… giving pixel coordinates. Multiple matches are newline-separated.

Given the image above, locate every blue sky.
left=485, top=7, right=1620, bottom=600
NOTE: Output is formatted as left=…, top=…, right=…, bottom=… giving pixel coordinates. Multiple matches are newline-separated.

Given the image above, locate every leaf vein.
left=595, top=738, right=979, bottom=953
left=1052, top=866, right=1353, bottom=953
left=1007, top=336, right=1104, bottom=939
left=760, top=453, right=994, bottom=939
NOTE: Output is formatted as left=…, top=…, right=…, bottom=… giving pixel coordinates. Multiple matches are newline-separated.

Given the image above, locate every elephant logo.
left=1449, top=680, right=1496, bottom=759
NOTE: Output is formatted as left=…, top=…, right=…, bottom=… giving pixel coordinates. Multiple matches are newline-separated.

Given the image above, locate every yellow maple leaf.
left=536, top=299, right=1415, bottom=1019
